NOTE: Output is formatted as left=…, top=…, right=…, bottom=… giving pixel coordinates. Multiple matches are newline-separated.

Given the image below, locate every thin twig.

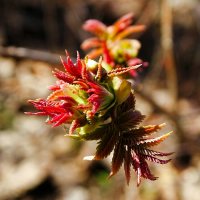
left=0, top=46, right=61, bottom=64
left=0, top=45, right=186, bottom=143
left=136, top=0, right=158, bottom=27
left=134, top=86, right=186, bottom=143
left=161, top=0, right=178, bottom=106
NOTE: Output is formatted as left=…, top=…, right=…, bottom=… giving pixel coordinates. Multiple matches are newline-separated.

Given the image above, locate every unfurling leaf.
left=138, top=132, right=172, bottom=147
left=26, top=12, right=173, bottom=187
left=95, top=124, right=118, bottom=160
left=117, top=93, right=136, bottom=113
left=111, top=76, right=132, bottom=104
left=110, top=140, right=125, bottom=177
left=118, top=110, right=145, bottom=130
left=79, top=123, right=108, bottom=140
left=143, top=155, right=171, bottom=164
left=124, top=149, right=131, bottom=185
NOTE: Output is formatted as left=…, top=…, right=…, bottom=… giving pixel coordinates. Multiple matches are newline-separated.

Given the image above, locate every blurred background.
left=0, top=0, right=200, bottom=200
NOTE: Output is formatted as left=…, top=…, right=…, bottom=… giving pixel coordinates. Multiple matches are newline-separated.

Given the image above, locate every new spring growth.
left=26, top=13, right=172, bottom=186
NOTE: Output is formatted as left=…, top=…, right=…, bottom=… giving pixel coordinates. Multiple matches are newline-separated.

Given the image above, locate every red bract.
left=107, top=13, right=135, bottom=36
left=26, top=52, right=115, bottom=134
left=81, top=13, right=146, bottom=76
left=87, top=82, right=114, bottom=117
left=26, top=98, right=77, bottom=127
left=83, top=20, right=107, bottom=38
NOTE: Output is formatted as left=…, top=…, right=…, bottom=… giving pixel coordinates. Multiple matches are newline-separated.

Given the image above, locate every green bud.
left=111, top=76, right=131, bottom=104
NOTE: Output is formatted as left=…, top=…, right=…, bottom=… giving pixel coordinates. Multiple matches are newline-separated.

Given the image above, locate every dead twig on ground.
left=0, top=46, right=61, bottom=64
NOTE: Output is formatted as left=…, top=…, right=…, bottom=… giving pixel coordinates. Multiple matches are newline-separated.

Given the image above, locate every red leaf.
left=138, top=132, right=172, bottom=147
left=110, top=141, right=125, bottom=177
left=143, top=154, right=171, bottom=164
left=95, top=124, right=118, bottom=160
left=124, top=149, right=131, bottom=185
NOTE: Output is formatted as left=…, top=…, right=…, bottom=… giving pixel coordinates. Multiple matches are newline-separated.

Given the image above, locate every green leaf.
left=111, top=77, right=131, bottom=104
left=63, top=83, right=87, bottom=105
left=79, top=124, right=108, bottom=140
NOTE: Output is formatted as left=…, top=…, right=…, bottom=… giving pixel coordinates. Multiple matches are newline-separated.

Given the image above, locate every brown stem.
left=134, top=86, right=186, bottom=143
left=160, top=0, right=178, bottom=107
left=0, top=46, right=61, bottom=63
